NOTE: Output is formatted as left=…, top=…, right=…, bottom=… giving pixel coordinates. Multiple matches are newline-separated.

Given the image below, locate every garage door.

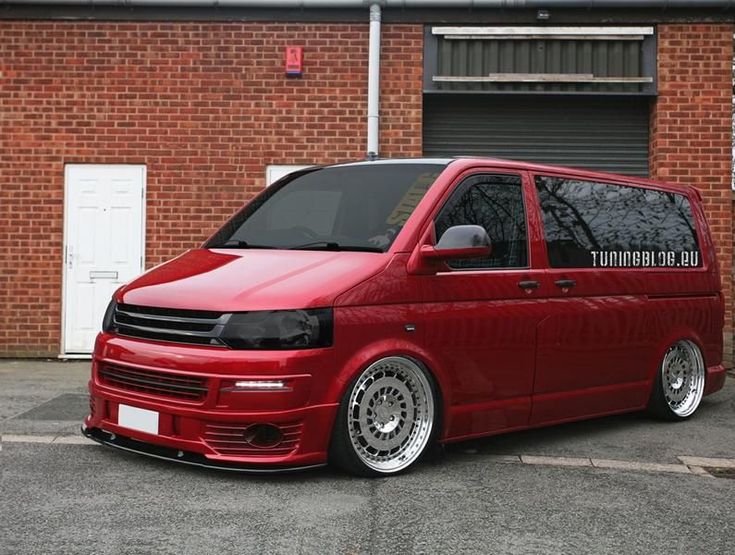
left=423, top=95, right=650, bottom=177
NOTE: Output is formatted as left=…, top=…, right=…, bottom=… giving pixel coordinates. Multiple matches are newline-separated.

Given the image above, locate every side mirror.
left=421, top=225, right=492, bottom=260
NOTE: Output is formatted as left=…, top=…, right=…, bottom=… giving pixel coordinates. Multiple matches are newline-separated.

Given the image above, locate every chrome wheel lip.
left=347, top=356, right=435, bottom=474
left=662, top=340, right=705, bottom=418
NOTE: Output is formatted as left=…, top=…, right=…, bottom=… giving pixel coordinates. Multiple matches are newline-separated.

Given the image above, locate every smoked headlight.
left=219, top=308, right=333, bottom=350
left=102, top=299, right=117, bottom=332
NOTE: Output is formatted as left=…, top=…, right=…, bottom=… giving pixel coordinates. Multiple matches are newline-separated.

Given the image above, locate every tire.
left=330, top=356, right=438, bottom=477
left=647, top=339, right=706, bottom=421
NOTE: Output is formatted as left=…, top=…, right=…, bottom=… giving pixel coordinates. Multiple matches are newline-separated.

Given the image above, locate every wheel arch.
left=327, top=339, right=451, bottom=440
left=645, top=327, right=708, bottom=398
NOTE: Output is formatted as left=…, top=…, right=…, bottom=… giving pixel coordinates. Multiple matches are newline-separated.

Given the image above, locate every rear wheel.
left=330, top=356, right=437, bottom=477
left=648, top=340, right=706, bottom=420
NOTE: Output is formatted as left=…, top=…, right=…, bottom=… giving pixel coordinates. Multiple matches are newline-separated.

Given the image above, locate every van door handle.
left=555, top=279, right=576, bottom=289
left=518, top=280, right=540, bottom=291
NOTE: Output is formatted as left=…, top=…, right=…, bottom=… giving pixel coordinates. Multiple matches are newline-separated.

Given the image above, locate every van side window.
left=535, top=176, right=701, bottom=268
left=435, top=174, right=528, bottom=269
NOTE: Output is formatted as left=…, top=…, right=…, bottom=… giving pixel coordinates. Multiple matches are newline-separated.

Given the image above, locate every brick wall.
left=0, top=22, right=423, bottom=356
left=649, top=23, right=734, bottom=369
left=1, top=20, right=733, bottom=363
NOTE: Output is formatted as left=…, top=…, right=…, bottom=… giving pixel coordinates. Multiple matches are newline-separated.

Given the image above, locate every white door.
left=63, top=165, right=145, bottom=354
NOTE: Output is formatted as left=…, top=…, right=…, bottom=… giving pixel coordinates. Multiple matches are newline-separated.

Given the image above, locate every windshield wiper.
left=209, top=240, right=277, bottom=249
left=288, top=241, right=383, bottom=253
left=211, top=239, right=382, bottom=252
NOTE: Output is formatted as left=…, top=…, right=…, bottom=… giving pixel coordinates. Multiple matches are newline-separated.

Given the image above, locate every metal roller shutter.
left=423, top=95, right=650, bottom=177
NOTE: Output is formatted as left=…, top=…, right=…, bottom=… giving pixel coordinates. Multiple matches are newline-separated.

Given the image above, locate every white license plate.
left=118, top=404, right=159, bottom=435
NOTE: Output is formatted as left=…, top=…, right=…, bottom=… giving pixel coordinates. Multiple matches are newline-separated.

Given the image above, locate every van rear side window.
left=535, top=176, right=701, bottom=269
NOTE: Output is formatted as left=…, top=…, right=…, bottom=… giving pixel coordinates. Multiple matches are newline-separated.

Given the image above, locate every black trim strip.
left=116, top=307, right=228, bottom=326
left=81, top=425, right=326, bottom=474
left=114, top=321, right=223, bottom=338
left=117, top=303, right=223, bottom=319
left=647, top=292, right=719, bottom=300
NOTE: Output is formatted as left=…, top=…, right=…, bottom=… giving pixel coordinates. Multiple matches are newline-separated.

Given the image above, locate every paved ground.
left=1, top=360, right=734, bottom=554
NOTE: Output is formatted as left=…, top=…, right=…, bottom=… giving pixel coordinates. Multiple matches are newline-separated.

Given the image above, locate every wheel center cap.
left=669, top=365, right=686, bottom=389
left=374, top=394, right=400, bottom=433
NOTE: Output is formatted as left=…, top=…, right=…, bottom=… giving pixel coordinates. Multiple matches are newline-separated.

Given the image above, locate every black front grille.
left=99, top=363, right=208, bottom=401
left=112, top=303, right=229, bottom=347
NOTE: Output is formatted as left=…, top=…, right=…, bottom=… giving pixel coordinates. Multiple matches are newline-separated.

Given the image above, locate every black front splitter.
left=81, top=425, right=326, bottom=474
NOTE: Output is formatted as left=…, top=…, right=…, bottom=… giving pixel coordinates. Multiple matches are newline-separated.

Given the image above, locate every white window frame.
left=266, top=165, right=314, bottom=187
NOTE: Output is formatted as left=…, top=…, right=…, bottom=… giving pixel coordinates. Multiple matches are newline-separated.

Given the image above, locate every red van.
left=83, top=158, right=726, bottom=476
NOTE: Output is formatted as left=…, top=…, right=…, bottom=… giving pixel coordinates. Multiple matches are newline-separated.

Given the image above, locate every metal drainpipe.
left=367, top=2, right=381, bottom=160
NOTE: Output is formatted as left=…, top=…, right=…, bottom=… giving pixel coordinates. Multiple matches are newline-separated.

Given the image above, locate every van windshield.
left=206, top=163, right=445, bottom=252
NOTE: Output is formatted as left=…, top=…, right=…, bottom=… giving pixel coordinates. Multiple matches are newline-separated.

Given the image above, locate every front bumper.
left=85, top=333, right=340, bottom=470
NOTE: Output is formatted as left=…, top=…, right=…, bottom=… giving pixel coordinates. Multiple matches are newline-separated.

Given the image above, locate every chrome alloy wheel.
left=661, top=340, right=705, bottom=418
left=347, top=357, right=435, bottom=473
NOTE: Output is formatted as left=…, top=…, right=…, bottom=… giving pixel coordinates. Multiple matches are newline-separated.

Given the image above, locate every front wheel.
left=648, top=339, right=706, bottom=420
left=330, top=356, right=437, bottom=477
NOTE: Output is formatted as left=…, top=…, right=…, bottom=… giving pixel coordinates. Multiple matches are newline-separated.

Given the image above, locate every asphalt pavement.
left=1, top=360, right=734, bottom=554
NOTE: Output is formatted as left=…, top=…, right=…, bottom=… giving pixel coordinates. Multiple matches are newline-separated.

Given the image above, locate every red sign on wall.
left=285, top=47, right=303, bottom=77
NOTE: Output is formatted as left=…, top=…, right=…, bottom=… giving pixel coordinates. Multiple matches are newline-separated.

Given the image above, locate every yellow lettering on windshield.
left=386, top=172, right=437, bottom=226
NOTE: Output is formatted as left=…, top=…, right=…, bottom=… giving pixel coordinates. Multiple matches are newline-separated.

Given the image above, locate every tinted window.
left=207, top=164, right=444, bottom=252
left=435, top=174, right=528, bottom=269
left=535, top=176, right=701, bottom=268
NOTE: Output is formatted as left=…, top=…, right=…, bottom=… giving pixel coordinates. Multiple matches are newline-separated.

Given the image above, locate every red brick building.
left=0, top=3, right=732, bottom=367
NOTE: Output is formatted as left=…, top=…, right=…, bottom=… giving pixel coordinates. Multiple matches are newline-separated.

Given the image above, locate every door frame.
left=410, top=166, right=550, bottom=440
left=60, top=164, right=147, bottom=357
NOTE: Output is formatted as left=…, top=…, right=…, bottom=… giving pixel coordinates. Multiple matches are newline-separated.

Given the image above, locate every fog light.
left=243, top=424, right=283, bottom=448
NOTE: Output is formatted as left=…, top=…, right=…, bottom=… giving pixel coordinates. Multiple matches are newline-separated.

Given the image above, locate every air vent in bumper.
left=204, top=422, right=302, bottom=456
left=99, top=363, right=208, bottom=401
